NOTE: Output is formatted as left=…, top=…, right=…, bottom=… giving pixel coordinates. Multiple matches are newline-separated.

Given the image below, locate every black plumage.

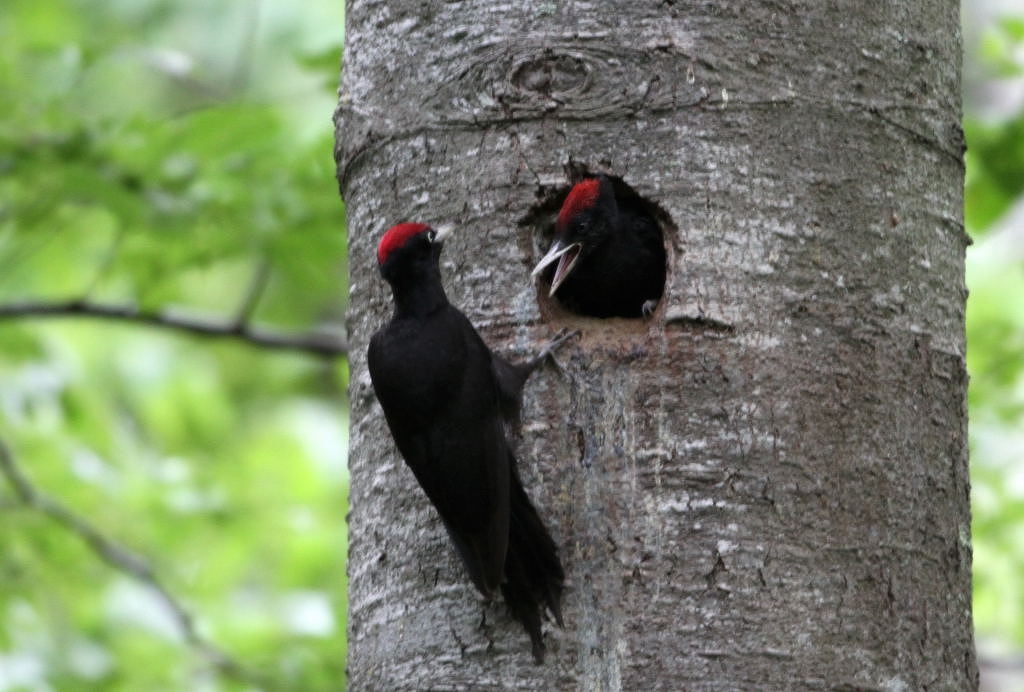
left=367, top=222, right=565, bottom=662
left=533, top=174, right=666, bottom=318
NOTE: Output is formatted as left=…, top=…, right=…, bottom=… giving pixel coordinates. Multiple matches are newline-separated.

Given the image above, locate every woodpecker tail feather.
left=500, top=459, right=565, bottom=664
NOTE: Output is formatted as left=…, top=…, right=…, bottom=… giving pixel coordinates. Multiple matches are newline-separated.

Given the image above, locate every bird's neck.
left=391, top=275, right=449, bottom=318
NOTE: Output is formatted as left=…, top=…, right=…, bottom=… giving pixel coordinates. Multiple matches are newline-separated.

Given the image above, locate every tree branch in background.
left=0, top=440, right=270, bottom=687
left=0, top=299, right=347, bottom=358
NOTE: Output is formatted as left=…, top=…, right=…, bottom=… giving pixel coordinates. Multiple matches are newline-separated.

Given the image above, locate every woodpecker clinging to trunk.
left=533, top=174, right=666, bottom=317
left=367, top=222, right=568, bottom=662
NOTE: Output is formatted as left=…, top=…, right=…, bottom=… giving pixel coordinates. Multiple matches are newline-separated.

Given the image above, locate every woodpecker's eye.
left=427, top=229, right=437, bottom=242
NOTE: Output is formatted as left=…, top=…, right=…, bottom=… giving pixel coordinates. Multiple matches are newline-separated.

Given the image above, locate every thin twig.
left=233, top=258, right=273, bottom=328
left=82, top=229, right=127, bottom=298
left=0, top=440, right=271, bottom=686
left=0, top=299, right=347, bottom=358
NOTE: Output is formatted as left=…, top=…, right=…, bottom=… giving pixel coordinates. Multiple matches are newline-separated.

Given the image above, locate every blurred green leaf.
left=965, top=118, right=1024, bottom=235
left=0, top=0, right=347, bottom=689
left=965, top=11, right=1024, bottom=655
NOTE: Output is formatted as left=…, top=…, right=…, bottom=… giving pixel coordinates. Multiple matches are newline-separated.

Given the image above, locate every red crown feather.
left=556, top=178, right=601, bottom=232
left=377, top=223, right=431, bottom=265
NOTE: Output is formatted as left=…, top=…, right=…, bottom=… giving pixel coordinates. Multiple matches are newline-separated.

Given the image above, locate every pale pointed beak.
left=531, top=240, right=582, bottom=297
left=431, top=223, right=455, bottom=243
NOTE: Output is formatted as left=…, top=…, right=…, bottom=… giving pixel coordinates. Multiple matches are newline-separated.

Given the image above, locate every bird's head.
left=376, top=222, right=453, bottom=285
left=531, top=175, right=617, bottom=296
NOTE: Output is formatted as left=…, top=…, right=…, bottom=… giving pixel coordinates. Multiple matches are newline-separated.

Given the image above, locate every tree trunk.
left=336, top=1, right=976, bottom=689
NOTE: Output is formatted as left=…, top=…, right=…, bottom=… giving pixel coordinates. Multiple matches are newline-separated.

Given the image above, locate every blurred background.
left=965, top=1, right=1024, bottom=689
left=0, top=1, right=1021, bottom=690
left=0, top=2, right=347, bottom=690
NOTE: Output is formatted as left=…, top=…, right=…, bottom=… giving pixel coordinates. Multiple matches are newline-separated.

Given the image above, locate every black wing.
left=368, top=305, right=510, bottom=596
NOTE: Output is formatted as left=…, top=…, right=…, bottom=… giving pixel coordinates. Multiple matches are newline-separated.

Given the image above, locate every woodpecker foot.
left=539, top=328, right=578, bottom=360
left=641, top=299, right=658, bottom=317
left=530, top=328, right=579, bottom=375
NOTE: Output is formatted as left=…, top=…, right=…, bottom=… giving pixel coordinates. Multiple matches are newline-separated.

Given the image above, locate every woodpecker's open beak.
left=531, top=239, right=582, bottom=297
left=431, top=223, right=454, bottom=244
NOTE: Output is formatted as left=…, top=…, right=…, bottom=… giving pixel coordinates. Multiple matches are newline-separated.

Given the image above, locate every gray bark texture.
left=335, top=1, right=976, bottom=690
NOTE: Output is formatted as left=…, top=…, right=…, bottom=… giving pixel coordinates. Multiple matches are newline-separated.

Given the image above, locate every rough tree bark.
left=335, top=1, right=975, bottom=689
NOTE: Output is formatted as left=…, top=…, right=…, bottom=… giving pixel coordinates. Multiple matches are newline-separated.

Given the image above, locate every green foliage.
left=979, top=17, right=1024, bottom=78
left=964, top=118, right=1024, bottom=234
left=966, top=13, right=1024, bottom=237
left=968, top=249, right=1024, bottom=649
left=0, top=1, right=347, bottom=689
left=966, top=11, right=1024, bottom=657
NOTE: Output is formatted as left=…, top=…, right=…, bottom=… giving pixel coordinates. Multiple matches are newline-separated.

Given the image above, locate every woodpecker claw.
left=529, top=328, right=578, bottom=378
left=641, top=299, right=658, bottom=317
left=532, top=329, right=578, bottom=367
left=542, top=328, right=578, bottom=357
